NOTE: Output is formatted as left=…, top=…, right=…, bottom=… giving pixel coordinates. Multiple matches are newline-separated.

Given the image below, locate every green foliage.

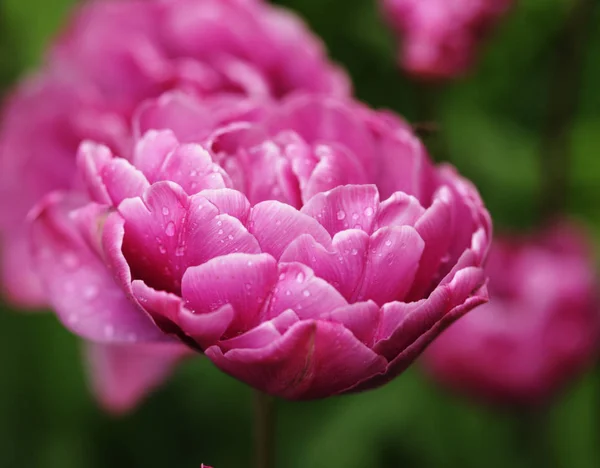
left=1, top=0, right=599, bottom=467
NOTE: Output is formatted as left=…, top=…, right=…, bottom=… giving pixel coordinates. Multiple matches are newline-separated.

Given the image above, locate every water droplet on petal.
left=351, top=248, right=358, bottom=256
left=162, top=207, right=170, bottom=216
left=336, top=210, right=346, bottom=220
left=245, top=283, right=252, bottom=290
left=302, top=290, right=311, bottom=297
left=385, top=240, right=392, bottom=247
left=296, top=272, right=305, bottom=283
left=228, top=234, right=234, bottom=240
left=165, top=222, right=176, bottom=237
left=158, top=245, right=167, bottom=254
left=279, top=273, right=286, bottom=280
left=364, top=207, right=374, bottom=217
left=352, top=213, right=359, bottom=221
left=285, top=290, right=292, bottom=296
left=175, top=246, right=185, bottom=257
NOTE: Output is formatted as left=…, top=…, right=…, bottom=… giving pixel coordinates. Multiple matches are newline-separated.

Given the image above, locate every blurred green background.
left=1, top=0, right=599, bottom=467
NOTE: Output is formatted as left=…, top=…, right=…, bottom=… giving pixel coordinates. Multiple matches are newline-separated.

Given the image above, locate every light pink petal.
left=248, top=201, right=331, bottom=258
left=30, top=193, right=165, bottom=343
left=1, top=230, right=47, bottom=307
left=267, top=262, right=348, bottom=320
left=118, top=182, right=260, bottom=293
left=182, top=253, right=278, bottom=335
left=280, top=230, right=369, bottom=302
left=303, top=144, right=369, bottom=202
left=200, top=188, right=251, bottom=224
left=85, top=342, right=191, bottom=414
left=355, top=226, right=424, bottom=304
left=78, top=141, right=150, bottom=205
left=376, top=191, right=425, bottom=228
left=301, top=185, right=380, bottom=236
left=268, top=96, right=375, bottom=175
left=205, top=319, right=387, bottom=400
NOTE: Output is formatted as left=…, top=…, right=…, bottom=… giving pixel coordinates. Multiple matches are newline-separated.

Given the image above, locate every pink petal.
left=182, top=253, right=278, bottom=335
left=30, top=193, right=165, bottom=343
left=408, top=186, right=454, bottom=299
left=85, top=342, right=190, bottom=414
left=355, top=226, right=424, bottom=304
left=205, top=319, right=387, bottom=400
left=280, top=230, right=369, bottom=302
left=200, top=188, right=252, bottom=224
left=248, top=201, right=331, bottom=259
left=267, top=96, right=375, bottom=176
left=320, top=301, right=381, bottom=347
left=267, top=262, right=348, bottom=320
left=375, top=266, right=488, bottom=359
left=78, top=141, right=149, bottom=205
left=303, top=144, right=369, bottom=202
left=301, top=185, right=380, bottom=236
left=118, top=182, right=260, bottom=293
left=376, top=191, right=425, bottom=228
left=132, top=130, right=179, bottom=181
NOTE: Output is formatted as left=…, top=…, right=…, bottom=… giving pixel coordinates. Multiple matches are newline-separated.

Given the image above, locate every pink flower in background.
left=0, top=0, right=348, bottom=411
left=31, top=92, right=491, bottom=399
left=381, top=0, right=513, bottom=79
left=421, top=223, right=599, bottom=405
left=0, top=0, right=349, bottom=307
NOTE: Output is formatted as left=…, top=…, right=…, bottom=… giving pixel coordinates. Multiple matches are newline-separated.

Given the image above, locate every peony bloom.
left=421, top=223, right=600, bottom=405
left=31, top=92, right=491, bottom=399
left=381, top=0, right=513, bottom=79
left=0, top=0, right=348, bottom=410
left=0, top=0, right=349, bottom=307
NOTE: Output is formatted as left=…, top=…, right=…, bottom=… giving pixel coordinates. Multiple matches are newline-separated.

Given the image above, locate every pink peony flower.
left=31, top=92, right=491, bottom=399
left=0, top=0, right=349, bottom=307
left=421, top=223, right=600, bottom=405
left=381, top=0, right=513, bottom=79
left=0, top=0, right=348, bottom=410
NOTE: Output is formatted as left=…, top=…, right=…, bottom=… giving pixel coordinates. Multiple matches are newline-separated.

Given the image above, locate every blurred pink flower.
left=381, top=0, right=513, bottom=79
left=422, top=223, right=600, bottom=405
left=31, top=92, right=491, bottom=399
left=0, top=0, right=348, bottom=411
left=0, top=0, right=349, bottom=307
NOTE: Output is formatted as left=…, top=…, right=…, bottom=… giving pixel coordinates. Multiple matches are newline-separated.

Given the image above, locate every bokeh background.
left=1, top=0, right=599, bottom=467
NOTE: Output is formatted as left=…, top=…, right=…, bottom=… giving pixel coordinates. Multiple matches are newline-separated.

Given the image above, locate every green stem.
left=539, top=0, right=596, bottom=222
left=253, top=391, right=276, bottom=468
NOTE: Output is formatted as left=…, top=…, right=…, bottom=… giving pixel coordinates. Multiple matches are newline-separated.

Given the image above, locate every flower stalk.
left=254, top=391, right=276, bottom=468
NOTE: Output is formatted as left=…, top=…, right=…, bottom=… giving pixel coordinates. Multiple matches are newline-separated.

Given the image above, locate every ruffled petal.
left=30, top=192, right=165, bottom=343
left=205, top=319, right=387, bottom=400
left=301, top=185, right=380, bottom=236
left=85, top=341, right=190, bottom=414
left=248, top=201, right=331, bottom=258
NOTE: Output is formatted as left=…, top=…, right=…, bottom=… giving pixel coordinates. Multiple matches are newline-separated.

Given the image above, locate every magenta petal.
left=200, top=188, right=251, bottom=224
left=301, top=185, right=380, bottom=236
left=280, top=230, right=369, bottom=302
left=182, top=253, right=278, bottom=335
left=408, top=187, right=454, bottom=299
left=30, top=193, right=165, bottom=343
left=356, top=226, right=425, bottom=304
left=320, top=301, right=381, bottom=347
left=375, top=266, right=488, bottom=359
left=205, top=319, right=387, bottom=400
left=248, top=201, right=331, bottom=258
left=85, top=342, right=190, bottom=414
left=267, top=262, right=348, bottom=320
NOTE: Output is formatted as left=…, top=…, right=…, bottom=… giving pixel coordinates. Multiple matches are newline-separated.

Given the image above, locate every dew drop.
left=336, top=210, right=346, bottom=220
left=285, top=290, right=292, bottom=296
left=162, top=207, right=170, bottom=216
left=385, top=240, right=392, bottom=247
left=296, top=272, right=305, bottom=283
left=158, top=245, right=167, bottom=254
left=228, top=234, right=234, bottom=240
left=245, top=283, right=252, bottom=290
left=279, top=273, right=286, bottom=280
left=175, top=246, right=185, bottom=257
left=352, top=213, right=359, bottom=221
left=364, top=207, right=374, bottom=217
left=302, top=290, right=311, bottom=297
left=216, top=220, right=223, bottom=227
left=189, top=170, right=198, bottom=177
left=350, top=248, right=358, bottom=256
left=247, top=260, right=254, bottom=267
left=218, top=229, right=224, bottom=235
left=165, top=221, right=176, bottom=237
